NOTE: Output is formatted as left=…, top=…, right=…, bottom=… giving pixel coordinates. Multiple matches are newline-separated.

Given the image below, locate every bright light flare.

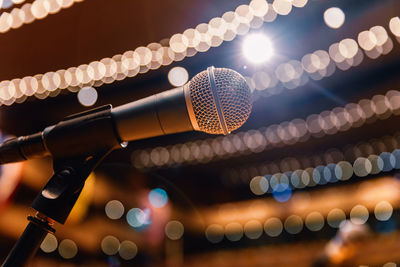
left=242, top=33, right=273, bottom=64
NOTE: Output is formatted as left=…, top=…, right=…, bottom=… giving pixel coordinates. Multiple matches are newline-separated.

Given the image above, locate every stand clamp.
left=1, top=105, right=128, bottom=267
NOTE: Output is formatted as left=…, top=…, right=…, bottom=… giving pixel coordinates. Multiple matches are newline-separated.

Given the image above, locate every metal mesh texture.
left=189, top=68, right=252, bottom=134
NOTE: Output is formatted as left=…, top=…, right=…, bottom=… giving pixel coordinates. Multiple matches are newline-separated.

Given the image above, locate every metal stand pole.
left=2, top=149, right=113, bottom=267
left=2, top=214, right=54, bottom=267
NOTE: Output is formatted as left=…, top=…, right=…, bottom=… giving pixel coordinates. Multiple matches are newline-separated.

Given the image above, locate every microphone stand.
left=2, top=149, right=113, bottom=267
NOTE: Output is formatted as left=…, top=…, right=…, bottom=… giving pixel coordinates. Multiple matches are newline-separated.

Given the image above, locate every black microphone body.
left=113, top=86, right=193, bottom=141
left=0, top=67, right=252, bottom=164
left=0, top=86, right=193, bottom=163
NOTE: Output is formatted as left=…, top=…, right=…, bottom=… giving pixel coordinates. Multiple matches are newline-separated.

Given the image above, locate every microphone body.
left=113, top=86, right=194, bottom=141
left=0, top=86, right=193, bottom=163
left=0, top=67, right=252, bottom=164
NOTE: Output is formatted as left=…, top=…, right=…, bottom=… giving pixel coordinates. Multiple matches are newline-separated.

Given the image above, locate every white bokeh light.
left=168, top=66, right=189, bottom=87
left=105, top=200, right=125, bottom=220
left=324, top=7, right=345, bottom=29
left=165, top=220, right=184, bottom=240
left=119, top=240, right=138, bottom=260
left=242, top=33, right=273, bottom=64
left=40, top=233, right=58, bottom=253
left=101, top=235, right=120, bottom=256
left=205, top=224, right=224, bottom=243
left=77, top=86, right=98, bottom=107
left=58, top=239, right=78, bottom=259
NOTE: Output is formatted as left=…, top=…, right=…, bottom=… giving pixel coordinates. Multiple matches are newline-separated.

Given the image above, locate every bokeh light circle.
left=353, top=157, right=372, bottom=177
left=77, top=86, right=98, bottom=107
left=126, top=208, right=151, bottom=229
left=244, top=220, right=263, bottom=239
left=389, top=17, right=400, bottom=37
left=167, top=66, right=189, bottom=87
left=272, top=0, right=292, bottom=15
left=40, top=233, right=58, bottom=253
left=165, top=220, right=184, bottom=240
left=324, top=7, right=345, bottom=29
left=327, top=208, right=346, bottom=228
left=379, top=152, right=395, bottom=172
left=264, top=217, right=283, bottom=237
left=250, top=175, right=268, bottom=195
left=284, top=215, right=303, bottom=234
left=101, top=235, right=120, bottom=256
left=205, top=224, right=224, bottom=243
left=368, top=154, right=384, bottom=174
left=119, top=240, right=138, bottom=260
left=58, top=239, right=78, bottom=259
left=335, top=161, right=353, bottom=180
left=225, top=222, right=243, bottom=242
left=148, top=188, right=168, bottom=208
left=105, top=200, right=125, bottom=220
left=374, top=201, right=393, bottom=221
left=350, top=204, right=369, bottom=225
left=272, top=183, right=292, bottom=202
left=305, top=211, right=324, bottom=231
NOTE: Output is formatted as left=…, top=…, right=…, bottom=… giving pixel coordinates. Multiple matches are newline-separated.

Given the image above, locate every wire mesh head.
left=187, top=67, right=252, bottom=135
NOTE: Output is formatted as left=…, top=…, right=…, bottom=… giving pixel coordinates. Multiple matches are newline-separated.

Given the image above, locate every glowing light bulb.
left=242, top=33, right=273, bottom=64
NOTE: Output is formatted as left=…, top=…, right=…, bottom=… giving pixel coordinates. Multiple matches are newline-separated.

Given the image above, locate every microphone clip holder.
left=2, top=148, right=114, bottom=267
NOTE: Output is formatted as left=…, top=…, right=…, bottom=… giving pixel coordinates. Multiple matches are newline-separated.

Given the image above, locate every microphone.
left=0, top=67, right=252, bottom=164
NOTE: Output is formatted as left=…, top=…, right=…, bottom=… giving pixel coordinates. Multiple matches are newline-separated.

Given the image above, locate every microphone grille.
left=188, top=67, right=252, bottom=135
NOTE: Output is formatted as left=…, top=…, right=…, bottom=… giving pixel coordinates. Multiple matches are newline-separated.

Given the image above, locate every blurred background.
left=0, top=0, right=400, bottom=266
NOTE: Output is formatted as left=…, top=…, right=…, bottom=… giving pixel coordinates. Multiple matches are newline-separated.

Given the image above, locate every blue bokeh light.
left=107, top=256, right=120, bottom=267
left=327, top=163, right=338, bottom=182
left=392, top=149, right=400, bottom=169
left=272, top=183, right=292, bottom=202
left=126, top=208, right=151, bottom=230
left=148, top=188, right=168, bottom=208
left=380, top=152, right=395, bottom=172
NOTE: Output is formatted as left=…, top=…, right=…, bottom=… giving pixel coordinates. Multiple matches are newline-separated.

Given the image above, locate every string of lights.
left=0, top=6, right=398, bottom=108
left=103, top=194, right=396, bottom=246
left=205, top=199, right=396, bottom=243
left=40, top=233, right=139, bottom=260
left=0, top=0, right=310, bottom=105
left=223, top=131, right=400, bottom=191
left=100, top=173, right=397, bottom=246
left=131, top=18, right=400, bottom=168
left=102, top=178, right=397, bottom=244
left=248, top=147, right=400, bottom=196
left=0, top=0, right=83, bottom=34
left=132, top=88, right=400, bottom=168
left=248, top=23, right=398, bottom=99
left=231, top=147, right=400, bottom=243
left=202, top=175, right=399, bottom=243
left=132, top=141, right=400, bottom=245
